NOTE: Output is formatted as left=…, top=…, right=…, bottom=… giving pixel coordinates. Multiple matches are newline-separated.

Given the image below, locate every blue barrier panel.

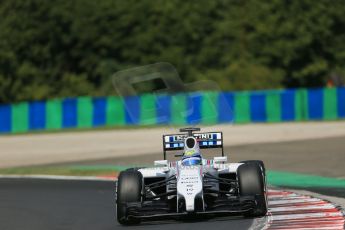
left=124, top=96, right=140, bottom=125
left=93, top=97, right=106, bottom=127
left=218, top=92, right=234, bottom=123
left=187, top=93, right=202, bottom=124
left=62, top=98, right=77, bottom=128
left=337, top=87, right=345, bottom=118
left=0, top=105, right=11, bottom=133
left=156, top=95, right=171, bottom=124
left=29, top=101, right=46, bottom=130
left=250, top=93, right=266, bottom=122
left=308, top=89, right=323, bottom=120
left=281, top=90, right=295, bottom=121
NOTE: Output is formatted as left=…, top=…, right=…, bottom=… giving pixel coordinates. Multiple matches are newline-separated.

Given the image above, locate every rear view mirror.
left=154, top=160, right=168, bottom=167
left=213, top=156, right=227, bottom=163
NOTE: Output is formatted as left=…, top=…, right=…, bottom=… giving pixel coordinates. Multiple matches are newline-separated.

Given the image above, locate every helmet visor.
left=182, top=157, right=202, bottom=166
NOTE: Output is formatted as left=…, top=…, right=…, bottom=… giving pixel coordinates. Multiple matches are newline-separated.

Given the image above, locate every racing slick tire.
left=116, top=170, right=143, bottom=225
left=237, top=163, right=267, bottom=217
left=239, top=160, right=265, bottom=176
left=240, top=160, right=267, bottom=190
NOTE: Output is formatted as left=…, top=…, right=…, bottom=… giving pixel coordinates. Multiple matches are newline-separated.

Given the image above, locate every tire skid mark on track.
left=266, top=190, right=345, bottom=230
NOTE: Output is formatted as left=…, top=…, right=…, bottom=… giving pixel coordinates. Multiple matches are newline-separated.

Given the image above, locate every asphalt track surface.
left=1, top=179, right=344, bottom=230
left=1, top=136, right=345, bottom=230
left=66, top=135, right=345, bottom=178
left=0, top=179, right=254, bottom=230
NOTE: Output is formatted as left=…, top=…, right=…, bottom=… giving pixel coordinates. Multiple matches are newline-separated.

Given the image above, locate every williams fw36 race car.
left=116, top=127, right=267, bottom=225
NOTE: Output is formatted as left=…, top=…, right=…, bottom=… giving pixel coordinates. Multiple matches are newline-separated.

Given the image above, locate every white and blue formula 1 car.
left=116, top=127, right=267, bottom=225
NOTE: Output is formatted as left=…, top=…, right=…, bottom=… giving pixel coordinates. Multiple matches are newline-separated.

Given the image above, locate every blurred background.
left=1, top=0, right=345, bottom=104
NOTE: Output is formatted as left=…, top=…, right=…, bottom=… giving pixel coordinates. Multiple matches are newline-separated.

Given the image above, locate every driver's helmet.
left=182, top=155, right=202, bottom=166
left=181, top=137, right=202, bottom=166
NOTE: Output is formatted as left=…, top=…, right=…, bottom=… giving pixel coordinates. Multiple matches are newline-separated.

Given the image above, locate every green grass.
left=267, top=170, right=345, bottom=188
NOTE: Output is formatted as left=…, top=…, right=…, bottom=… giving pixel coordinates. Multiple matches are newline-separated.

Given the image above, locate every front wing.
left=121, top=196, right=257, bottom=221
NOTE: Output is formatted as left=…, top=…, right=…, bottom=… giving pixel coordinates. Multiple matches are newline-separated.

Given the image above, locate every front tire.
left=116, top=170, right=143, bottom=225
left=239, top=160, right=266, bottom=176
left=237, top=162, right=267, bottom=217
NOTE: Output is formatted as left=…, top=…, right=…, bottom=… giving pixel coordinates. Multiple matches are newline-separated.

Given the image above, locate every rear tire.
left=237, top=163, right=267, bottom=217
left=116, top=170, right=143, bottom=225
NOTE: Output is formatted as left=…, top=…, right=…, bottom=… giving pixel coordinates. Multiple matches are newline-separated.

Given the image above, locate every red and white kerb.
left=265, top=189, right=345, bottom=230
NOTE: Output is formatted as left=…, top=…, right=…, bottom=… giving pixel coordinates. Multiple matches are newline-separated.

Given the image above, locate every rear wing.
left=162, top=132, right=224, bottom=159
